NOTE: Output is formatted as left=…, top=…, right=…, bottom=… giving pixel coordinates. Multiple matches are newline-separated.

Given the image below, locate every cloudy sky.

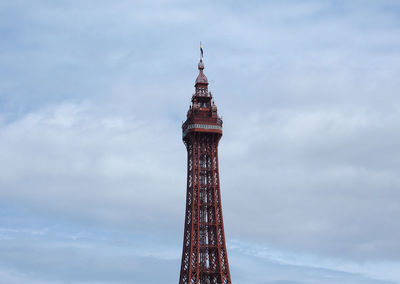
left=1, top=0, right=400, bottom=283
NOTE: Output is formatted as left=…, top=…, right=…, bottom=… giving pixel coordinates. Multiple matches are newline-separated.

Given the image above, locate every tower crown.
left=183, top=59, right=222, bottom=140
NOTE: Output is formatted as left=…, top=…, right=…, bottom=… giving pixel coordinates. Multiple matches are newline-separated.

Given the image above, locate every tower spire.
left=196, top=42, right=208, bottom=87
left=195, top=59, right=208, bottom=87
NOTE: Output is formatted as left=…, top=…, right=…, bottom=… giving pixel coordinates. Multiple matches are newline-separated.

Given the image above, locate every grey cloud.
left=0, top=239, right=177, bottom=284
left=0, top=228, right=394, bottom=284
left=1, top=100, right=400, bottom=264
left=228, top=248, right=395, bottom=284
left=221, top=108, right=400, bottom=260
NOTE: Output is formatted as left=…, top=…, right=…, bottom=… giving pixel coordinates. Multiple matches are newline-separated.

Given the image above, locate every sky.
left=1, top=0, right=400, bottom=283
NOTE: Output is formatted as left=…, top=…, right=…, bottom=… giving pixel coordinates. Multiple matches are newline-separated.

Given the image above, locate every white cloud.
left=0, top=103, right=185, bottom=232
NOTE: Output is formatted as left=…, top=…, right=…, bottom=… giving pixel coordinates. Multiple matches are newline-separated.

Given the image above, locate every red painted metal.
left=179, top=59, right=232, bottom=284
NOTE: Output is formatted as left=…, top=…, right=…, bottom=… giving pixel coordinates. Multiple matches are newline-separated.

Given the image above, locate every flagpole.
left=200, top=41, right=202, bottom=60
left=200, top=41, right=203, bottom=60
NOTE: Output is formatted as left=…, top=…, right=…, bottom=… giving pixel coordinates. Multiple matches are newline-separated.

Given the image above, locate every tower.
left=179, top=58, right=232, bottom=284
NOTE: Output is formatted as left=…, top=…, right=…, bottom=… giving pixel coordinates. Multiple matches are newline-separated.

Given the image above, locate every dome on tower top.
left=198, top=60, right=204, bottom=70
left=195, top=59, right=208, bottom=85
left=195, top=72, right=208, bottom=85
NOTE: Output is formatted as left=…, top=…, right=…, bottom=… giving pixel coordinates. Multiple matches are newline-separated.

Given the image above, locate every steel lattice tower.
left=179, top=58, right=232, bottom=284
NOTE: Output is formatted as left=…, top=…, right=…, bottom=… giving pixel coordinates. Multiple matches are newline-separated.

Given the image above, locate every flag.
left=200, top=42, right=204, bottom=58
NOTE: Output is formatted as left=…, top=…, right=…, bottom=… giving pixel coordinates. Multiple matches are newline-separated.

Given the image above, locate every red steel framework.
left=179, top=59, right=232, bottom=284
